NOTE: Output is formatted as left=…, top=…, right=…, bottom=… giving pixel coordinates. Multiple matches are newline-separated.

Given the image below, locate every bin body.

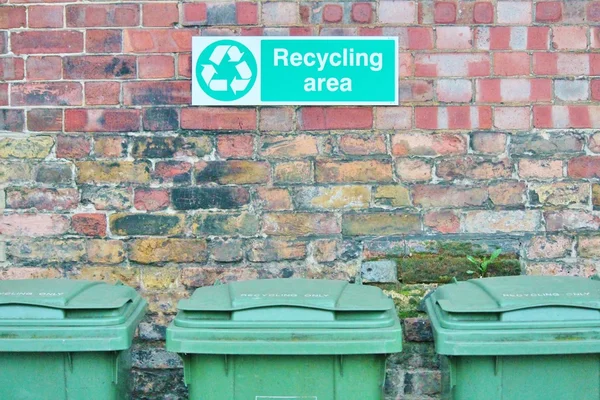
left=0, top=279, right=147, bottom=400
left=167, top=279, right=403, bottom=400
left=425, top=276, right=600, bottom=400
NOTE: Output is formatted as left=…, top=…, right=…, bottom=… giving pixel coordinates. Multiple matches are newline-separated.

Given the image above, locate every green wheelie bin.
left=0, top=279, right=147, bottom=400
left=425, top=275, right=600, bottom=400
left=167, top=278, right=403, bottom=400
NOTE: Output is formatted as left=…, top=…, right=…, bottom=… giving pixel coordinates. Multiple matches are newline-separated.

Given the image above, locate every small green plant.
left=466, top=248, right=502, bottom=278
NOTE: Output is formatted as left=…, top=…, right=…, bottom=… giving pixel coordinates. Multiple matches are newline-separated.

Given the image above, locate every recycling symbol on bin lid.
left=196, top=40, right=257, bottom=102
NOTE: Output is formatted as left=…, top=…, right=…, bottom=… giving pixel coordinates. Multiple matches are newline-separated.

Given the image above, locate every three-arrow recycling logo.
left=196, top=40, right=257, bottom=101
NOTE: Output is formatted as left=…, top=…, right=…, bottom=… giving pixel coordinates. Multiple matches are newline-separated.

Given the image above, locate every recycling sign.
left=192, top=37, right=398, bottom=106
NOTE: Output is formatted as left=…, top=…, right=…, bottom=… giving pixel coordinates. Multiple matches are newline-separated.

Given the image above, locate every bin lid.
left=0, top=279, right=147, bottom=352
left=167, top=279, right=403, bottom=355
left=425, top=276, right=600, bottom=355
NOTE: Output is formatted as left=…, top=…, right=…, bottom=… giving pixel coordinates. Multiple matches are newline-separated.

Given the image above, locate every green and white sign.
left=192, top=37, right=398, bottom=106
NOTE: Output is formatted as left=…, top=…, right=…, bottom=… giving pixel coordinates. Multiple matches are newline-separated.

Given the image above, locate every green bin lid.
left=167, top=279, right=403, bottom=355
left=0, top=279, right=147, bottom=352
left=425, top=276, right=600, bottom=356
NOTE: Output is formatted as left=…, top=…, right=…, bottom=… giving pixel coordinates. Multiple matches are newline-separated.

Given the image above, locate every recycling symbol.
left=196, top=40, right=257, bottom=101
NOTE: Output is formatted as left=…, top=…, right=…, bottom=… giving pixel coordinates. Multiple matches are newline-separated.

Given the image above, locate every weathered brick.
left=72, top=213, right=107, bottom=237
left=374, top=107, right=412, bottom=130
left=413, top=185, right=488, bottom=208
left=497, top=1, right=531, bottom=24
left=263, top=213, right=340, bottom=236
left=94, top=136, right=126, bottom=158
left=471, top=132, right=506, bottom=154
left=248, top=239, right=307, bottom=262
left=196, top=161, right=270, bottom=184
left=395, top=159, right=432, bottom=182
left=124, top=81, right=190, bottom=105
left=311, top=239, right=338, bottom=263
left=527, top=235, right=573, bottom=259
left=343, top=213, right=421, bottom=236
left=262, top=2, right=299, bottom=25
left=209, top=239, right=244, bottom=263
left=473, top=2, right=494, bottom=23
left=0, top=214, right=70, bottom=237
left=530, top=182, right=589, bottom=208
left=11, top=31, right=84, bottom=54
left=415, top=54, right=490, bottom=77
left=143, top=108, right=179, bottom=131
left=9, top=239, right=85, bottom=263
left=182, top=3, right=207, bottom=25
left=134, top=188, right=170, bottom=211
left=153, top=161, right=193, bottom=184
left=568, top=156, right=600, bottom=178
left=577, top=236, right=600, bottom=258
left=0, top=136, right=53, bottom=159
left=217, top=135, right=253, bottom=158
left=109, top=213, right=184, bottom=236
left=296, top=186, right=370, bottom=210
left=76, top=161, right=150, bottom=184
left=56, top=135, right=91, bottom=159
left=27, top=5, right=62, bottom=28
left=36, top=163, right=72, bottom=185
left=464, top=211, right=542, bottom=233
left=26, top=56, right=61, bottom=81
left=424, top=211, right=460, bottom=233
left=379, top=0, right=416, bottom=24
left=316, top=160, right=393, bottom=183
left=339, top=135, right=386, bottom=155
left=131, top=137, right=181, bottom=159
left=436, top=157, right=512, bottom=180
left=374, top=185, right=411, bottom=207
left=260, top=135, right=319, bottom=158
left=259, top=107, right=294, bottom=132
left=511, top=133, right=583, bottom=155
left=545, top=210, right=600, bottom=231
left=85, top=82, right=121, bottom=106
left=64, top=56, right=136, bottom=79
left=171, top=187, right=250, bottom=210
left=86, top=239, right=125, bottom=264
left=536, top=1, right=562, bottom=22
left=11, top=83, right=82, bottom=106
left=6, top=188, right=78, bottom=211
left=81, top=186, right=132, bottom=210
left=256, top=188, right=292, bottom=211
left=518, top=159, right=563, bottom=179
left=181, top=108, right=256, bottom=130
left=66, top=4, right=139, bottom=27
left=436, top=79, right=472, bottom=102
left=0, top=58, right=24, bottom=80
left=274, top=161, right=312, bottom=184
left=129, top=238, right=207, bottom=264
left=299, top=107, right=373, bottom=130
left=26, top=110, right=61, bottom=132
left=193, top=212, right=259, bottom=236
left=434, top=1, right=456, bottom=23
left=65, top=109, right=140, bottom=132
left=489, top=181, right=526, bottom=206
left=0, top=267, right=61, bottom=280
left=392, top=133, right=467, bottom=156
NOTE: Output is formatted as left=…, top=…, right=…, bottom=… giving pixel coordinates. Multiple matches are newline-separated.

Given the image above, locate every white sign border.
left=192, top=36, right=399, bottom=106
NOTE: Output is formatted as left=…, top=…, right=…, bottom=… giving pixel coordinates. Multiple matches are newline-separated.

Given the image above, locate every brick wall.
left=1, top=0, right=599, bottom=398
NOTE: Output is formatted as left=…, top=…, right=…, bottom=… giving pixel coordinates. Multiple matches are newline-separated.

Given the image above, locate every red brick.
left=0, top=33, right=6, bottom=54
left=0, top=84, right=7, bottom=106
left=434, top=2, right=456, bottom=23
left=56, top=135, right=91, bottom=159
left=182, top=3, right=207, bottom=25
left=27, top=109, right=62, bottom=132
left=408, top=27, right=434, bottom=50
left=123, top=81, right=191, bottom=105
left=587, top=2, right=600, bottom=21
left=138, top=55, right=175, bottom=79
left=536, top=1, right=562, bottom=22
left=299, top=107, right=373, bottom=130
left=494, top=53, right=529, bottom=76
left=153, top=161, right=192, bottom=183
left=64, top=56, right=136, bottom=80
left=11, top=31, right=84, bottom=54
left=86, top=30, right=122, bottom=53
left=124, top=29, right=194, bottom=53
left=290, top=27, right=313, bottom=36
left=359, top=27, right=382, bottom=36
left=178, top=53, right=192, bottom=78
left=0, top=58, right=24, bottom=81
left=65, top=109, right=140, bottom=133
left=26, top=57, right=61, bottom=81
left=568, top=156, right=600, bottom=178
left=237, top=2, right=258, bottom=24
left=0, top=7, right=26, bottom=29
left=552, top=26, right=588, bottom=50
left=392, top=133, right=467, bottom=156
left=72, top=214, right=107, bottom=237
left=143, top=3, right=179, bottom=26
left=261, top=135, right=318, bottom=158
left=0, top=214, right=70, bottom=237
left=352, top=3, right=372, bottom=23
left=6, top=188, right=79, bottom=211
left=217, top=135, right=254, bottom=158
left=527, top=27, right=550, bottom=50
left=533, top=53, right=557, bottom=75
left=85, top=82, right=120, bottom=106
left=28, top=5, right=63, bottom=28
left=473, top=2, right=493, bottom=23
left=134, top=188, right=170, bottom=211
left=66, top=4, right=139, bottom=27
left=424, top=211, right=460, bottom=233
left=0, top=110, right=24, bottom=132
left=323, top=4, right=343, bottom=23
left=592, top=80, right=600, bottom=101
left=488, top=27, right=511, bottom=50
left=11, top=83, right=82, bottom=106
left=181, top=108, right=256, bottom=131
